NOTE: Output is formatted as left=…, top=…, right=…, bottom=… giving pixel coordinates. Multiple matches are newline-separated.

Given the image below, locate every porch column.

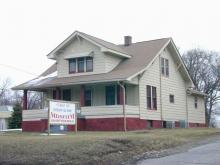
left=80, top=85, right=85, bottom=107
left=119, top=84, right=125, bottom=105
left=23, top=89, right=28, bottom=110
left=56, top=87, right=61, bottom=100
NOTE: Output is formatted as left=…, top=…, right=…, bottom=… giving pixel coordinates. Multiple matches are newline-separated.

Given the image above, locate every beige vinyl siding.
left=105, top=54, right=122, bottom=72
left=23, top=109, right=48, bottom=121
left=187, top=95, right=205, bottom=123
left=139, top=56, right=161, bottom=120
left=56, top=37, right=123, bottom=77
left=81, top=105, right=139, bottom=118
left=0, top=111, right=12, bottom=118
left=126, top=84, right=139, bottom=105
left=57, top=37, right=106, bottom=77
left=160, top=48, right=187, bottom=121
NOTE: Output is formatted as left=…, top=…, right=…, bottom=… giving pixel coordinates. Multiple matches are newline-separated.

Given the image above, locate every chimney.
left=124, top=36, right=132, bottom=46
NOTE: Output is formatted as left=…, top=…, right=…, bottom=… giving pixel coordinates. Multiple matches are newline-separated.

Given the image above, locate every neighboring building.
left=0, top=106, right=13, bottom=130
left=210, top=103, right=220, bottom=127
left=13, top=31, right=206, bottom=132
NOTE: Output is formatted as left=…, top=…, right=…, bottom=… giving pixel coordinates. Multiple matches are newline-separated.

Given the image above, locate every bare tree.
left=27, top=91, right=43, bottom=110
left=0, top=78, right=12, bottom=105
left=182, top=49, right=220, bottom=125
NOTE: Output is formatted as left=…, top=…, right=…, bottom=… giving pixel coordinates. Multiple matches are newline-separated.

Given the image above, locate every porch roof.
left=13, top=37, right=170, bottom=90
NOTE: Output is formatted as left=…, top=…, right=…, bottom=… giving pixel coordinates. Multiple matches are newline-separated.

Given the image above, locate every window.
left=161, top=58, right=165, bottom=75
left=86, top=57, right=93, bottom=72
left=195, top=96, right=198, bottom=108
left=106, top=86, right=116, bottom=105
left=77, top=57, right=85, bottom=72
left=165, top=59, right=169, bottom=76
left=161, top=57, right=169, bottom=76
left=69, top=57, right=93, bottom=74
left=147, top=85, right=151, bottom=109
left=105, top=85, right=121, bottom=105
left=146, top=85, right=157, bottom=110
left=53, top=90, right=56, bottom=99
left=152, top=87, right=157, bottom=109
left=85, top=88, right=92, bottom=106
left=69, top=59, right=76, bottom=73
left=169, top=94, right=174, bottom=103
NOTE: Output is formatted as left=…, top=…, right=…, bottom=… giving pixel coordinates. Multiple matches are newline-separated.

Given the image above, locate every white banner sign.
left=49, top=100, right=76, bottom=125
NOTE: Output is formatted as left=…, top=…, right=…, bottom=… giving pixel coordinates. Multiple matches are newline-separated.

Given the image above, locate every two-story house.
left=13, top=31, right=206, bottom=132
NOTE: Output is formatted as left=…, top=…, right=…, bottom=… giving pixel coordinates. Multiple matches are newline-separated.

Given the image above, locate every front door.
left=63, top=89, right=71, bottom=101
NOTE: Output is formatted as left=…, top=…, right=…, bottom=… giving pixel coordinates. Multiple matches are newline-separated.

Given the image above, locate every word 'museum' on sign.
left=49, top=100, right=76, bottom=125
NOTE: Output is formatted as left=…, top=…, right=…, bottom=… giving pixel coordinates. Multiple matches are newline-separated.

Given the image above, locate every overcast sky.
left=0, top=0, right=220, bottom=87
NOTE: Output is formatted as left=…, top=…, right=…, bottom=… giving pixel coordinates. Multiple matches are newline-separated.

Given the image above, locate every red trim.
left=80, top=85, right=85, bottom=106
left=152, top=120, right=163, bottom=128
left=189, top=122, right=206, bottom=128
left=22, top=119, right=206, bottom=132
left=175, top=121, right=180, bottom=128
left=22, top=119, right=48, bottom=132
left=23, top=90, right=28, bottom=110
left=56, top=87, right=61, bottom=100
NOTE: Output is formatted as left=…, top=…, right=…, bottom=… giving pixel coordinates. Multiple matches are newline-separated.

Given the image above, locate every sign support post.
left=75, top=108, right=77, bottom=133
left=48, top=100, right=50, bottom=136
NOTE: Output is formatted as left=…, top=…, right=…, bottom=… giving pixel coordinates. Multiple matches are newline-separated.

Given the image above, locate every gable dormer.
left=47, top=31, right=131, bottom=77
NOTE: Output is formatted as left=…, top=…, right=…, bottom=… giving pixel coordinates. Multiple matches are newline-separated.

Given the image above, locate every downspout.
left=138, top=75, right=141, bottom=118
left=118, top=81, right=126, bottom=132
left=185, top=86, right=189, bottom=128
left=159, top=54, right=163, bottom=127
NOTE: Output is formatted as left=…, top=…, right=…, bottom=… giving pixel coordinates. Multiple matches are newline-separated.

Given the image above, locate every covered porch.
left=22, top=82, right=142, bottom=131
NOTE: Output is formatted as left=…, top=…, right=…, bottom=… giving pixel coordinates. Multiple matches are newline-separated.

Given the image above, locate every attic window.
left=78, top=57, right=85, bottom=73
left=161, top=57, right=169, bottom=76
left=69, top=57, right=93, bottom=74
left=69, top=59, right=76, bottom=73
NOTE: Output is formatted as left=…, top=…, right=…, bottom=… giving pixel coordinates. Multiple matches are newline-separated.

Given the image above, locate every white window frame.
left=161, top=57, right=169, bottom=76
left=194, top=96, right=198, bottom=109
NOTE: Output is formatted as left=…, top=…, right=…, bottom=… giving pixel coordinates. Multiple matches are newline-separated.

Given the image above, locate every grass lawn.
left=0, top=128, right=220, bottom=165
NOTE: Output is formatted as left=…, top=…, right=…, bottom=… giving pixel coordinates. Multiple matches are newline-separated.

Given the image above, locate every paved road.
left=138, top=139, right=220, bottom=165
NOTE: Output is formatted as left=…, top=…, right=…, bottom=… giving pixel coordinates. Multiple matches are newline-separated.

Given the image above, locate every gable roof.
left=47, top=31, right=131, bottom=59
left=13, top=37, right=172, bottom=90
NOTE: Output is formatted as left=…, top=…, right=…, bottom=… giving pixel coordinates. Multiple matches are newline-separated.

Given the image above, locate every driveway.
left=138, top=139, right=220, bottom=165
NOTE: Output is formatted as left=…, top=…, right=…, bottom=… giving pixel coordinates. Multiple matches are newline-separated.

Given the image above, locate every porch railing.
left=23, top=105, right=139, bottom=121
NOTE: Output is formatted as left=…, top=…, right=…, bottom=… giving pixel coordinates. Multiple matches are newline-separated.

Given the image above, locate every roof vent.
left=124, top=36, right=132, bottom=46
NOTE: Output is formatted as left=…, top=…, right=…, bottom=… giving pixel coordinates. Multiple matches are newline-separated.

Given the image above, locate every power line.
left=0, top=63, right=38, bottom=76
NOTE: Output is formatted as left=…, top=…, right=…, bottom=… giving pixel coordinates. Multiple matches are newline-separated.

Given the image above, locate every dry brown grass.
left=0, top=128, right=219, bottom=165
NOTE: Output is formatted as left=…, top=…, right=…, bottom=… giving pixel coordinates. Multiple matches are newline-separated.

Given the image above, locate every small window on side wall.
left=169, top=94, right=174, bottom=103
left=195, top=96, right=198, bottom=109
left=146, top=85, right=157, bottom=110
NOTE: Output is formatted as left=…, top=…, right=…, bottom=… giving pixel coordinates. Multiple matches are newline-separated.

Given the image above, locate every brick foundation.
left=22, top=119, right=48, bottom=132
left=85, top=118, right=148, bottom=131
left=152, top=120, right=163, bottom=128
left=22, top=118, right=149, bottom=132
left=22, top=118, right=86, bottom=132
left=189, top=122, right=206, bottom=128
left=22, top=118, right=206, bottom=132
left=175, top=121, right=180, bottom=128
